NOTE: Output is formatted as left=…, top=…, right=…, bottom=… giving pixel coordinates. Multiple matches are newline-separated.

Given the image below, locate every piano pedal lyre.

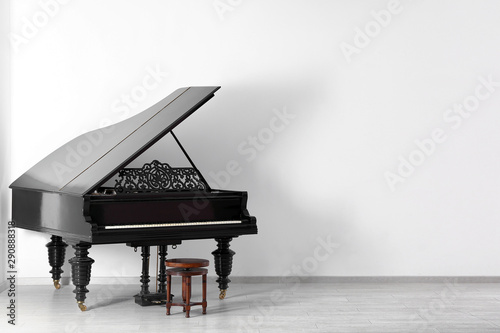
left=77, top=301, right=87, bottom=312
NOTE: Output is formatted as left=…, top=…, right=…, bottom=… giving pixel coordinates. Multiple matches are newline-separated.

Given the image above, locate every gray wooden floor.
left=1, top=281, right=500, bottom=332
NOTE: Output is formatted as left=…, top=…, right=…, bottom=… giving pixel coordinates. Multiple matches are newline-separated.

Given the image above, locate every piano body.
left=9, top=86, right=257, bottom=311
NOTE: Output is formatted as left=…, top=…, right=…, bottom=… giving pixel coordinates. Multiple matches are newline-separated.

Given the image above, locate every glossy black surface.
left=88, top=191, right=245, bottom=225
left=12, top=189, right=91, bottom=243
left=10, top=86, right=220, bottom=195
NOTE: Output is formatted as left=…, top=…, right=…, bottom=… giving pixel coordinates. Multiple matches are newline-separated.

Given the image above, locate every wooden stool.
left=166, top=258, right=209, bottom=318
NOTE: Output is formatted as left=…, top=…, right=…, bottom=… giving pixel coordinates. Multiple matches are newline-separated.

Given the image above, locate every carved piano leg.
left=68, top=243, right=94, bottom=311
left=134, top=246, right=151, bottom=305
left=46, top=235, right=68, bottom=289
left=140, top=246, right=151, bottom=295
left=212, top=237, right=235, bottom=300
left=158, top=245, right=167, bottom=295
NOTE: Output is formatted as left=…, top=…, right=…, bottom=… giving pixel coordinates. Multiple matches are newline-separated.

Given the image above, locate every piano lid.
left=10, top=86, right=220, bottom=195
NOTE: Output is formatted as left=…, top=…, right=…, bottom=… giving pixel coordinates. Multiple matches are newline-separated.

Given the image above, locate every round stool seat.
left=166, top=258, right=209, bottom=269
left=167, top=267, right=207, bottom=277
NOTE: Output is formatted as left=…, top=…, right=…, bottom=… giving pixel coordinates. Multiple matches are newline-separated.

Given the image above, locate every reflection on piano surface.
left=10, top=86, right=258, bottom=311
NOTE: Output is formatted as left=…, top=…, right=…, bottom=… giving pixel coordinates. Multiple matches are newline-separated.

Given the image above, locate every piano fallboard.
left=87, top=190, right=246, bottom=226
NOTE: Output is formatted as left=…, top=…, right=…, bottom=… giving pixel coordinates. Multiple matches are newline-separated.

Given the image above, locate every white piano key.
left=104, top=220, right=242, bottom=229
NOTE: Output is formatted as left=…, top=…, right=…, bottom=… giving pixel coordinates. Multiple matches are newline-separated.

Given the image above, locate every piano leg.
left=68, top=243, right=94, bottom=311
left=157, top=245, right=168, bottom=295
left=139, top=246, right=151, bottom=295
left=212, top=237, right=235, bottom=300
left=46, top=235, right=68, bottom=289
left=134, top=246, right=151, bottom=305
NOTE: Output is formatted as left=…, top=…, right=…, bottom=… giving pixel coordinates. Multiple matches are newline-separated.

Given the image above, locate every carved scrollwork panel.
left=114, top=160, right=206, bottom=193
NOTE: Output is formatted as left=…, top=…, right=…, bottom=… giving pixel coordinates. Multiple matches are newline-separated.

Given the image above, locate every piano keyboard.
left=104, top=220, right=242, bottom=230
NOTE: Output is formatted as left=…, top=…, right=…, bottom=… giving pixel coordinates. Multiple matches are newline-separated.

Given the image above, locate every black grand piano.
left=9, top=86, right=257, bottom=311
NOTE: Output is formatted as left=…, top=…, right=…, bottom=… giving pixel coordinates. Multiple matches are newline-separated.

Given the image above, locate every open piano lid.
left=10, top=86, right=220, bottom=196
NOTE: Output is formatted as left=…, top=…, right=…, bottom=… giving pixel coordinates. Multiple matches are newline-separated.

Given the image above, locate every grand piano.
left=9, top=86, right=257, bottom=311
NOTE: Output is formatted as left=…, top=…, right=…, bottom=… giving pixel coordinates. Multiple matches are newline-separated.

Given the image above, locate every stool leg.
left=185, top=276, right=191, bottom=318
left=182, top=277, right=186, bottom=312
left=202, top=273, right=207, bottom=314
left=166, top=275, right=171, bottom=315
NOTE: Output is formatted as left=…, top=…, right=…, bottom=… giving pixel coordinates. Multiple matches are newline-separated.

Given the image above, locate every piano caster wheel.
left=77, top=302, right=87, bottom=312
left=53, top=280, right=61, bottom=289
left=219, top=289, right=226, bottom=300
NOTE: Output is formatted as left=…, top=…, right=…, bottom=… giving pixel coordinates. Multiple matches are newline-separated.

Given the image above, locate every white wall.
left=9, top=0, right=500, bottom=279
left=0, top=0, right=11, bottom=290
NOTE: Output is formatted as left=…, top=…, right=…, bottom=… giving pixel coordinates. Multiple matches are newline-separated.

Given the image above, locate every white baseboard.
left=16, top=276, right=500, bottom=286
left=232, top=276, right=500, bottom=283
left=18, top=276, right=222, bottom=285
left=18, top=277, right=138, bottom=286
left=0, top=280, right=7, bottom=292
